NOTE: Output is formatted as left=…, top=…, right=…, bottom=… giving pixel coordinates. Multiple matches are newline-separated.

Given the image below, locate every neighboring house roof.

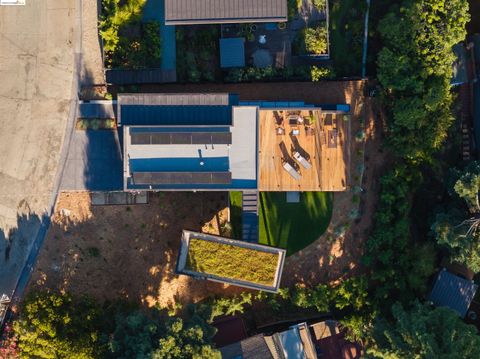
left=452, top=43, right=468, bottom=86
left=213, top=316, right=249, bottom=348
left=164, top=0, right=288, bottom=25
left=118, top=93, right=239, bottom=126
left=429, top=269, right=478, bottom=318
left=220, top=38, right=246, bottom=68
left=220, top=334, right=274, bottom=359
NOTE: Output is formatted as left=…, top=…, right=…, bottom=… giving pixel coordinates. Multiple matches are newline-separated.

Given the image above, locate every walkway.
left=143, top=0, right=176, bottom=71
left=242, top=191, right=259, bottom=242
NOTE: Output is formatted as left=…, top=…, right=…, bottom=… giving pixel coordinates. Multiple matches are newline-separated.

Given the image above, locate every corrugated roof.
left=220, top=38, right=246, bottom=68
left=429, top=269, right=478, bottom=318
left=165, top=0, right=287, bottom=25
left=118, top=93, right=238, bottom=126
left=220, top=334, right=274, bottom=359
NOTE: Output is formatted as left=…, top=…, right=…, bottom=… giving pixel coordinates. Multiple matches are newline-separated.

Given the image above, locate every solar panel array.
left=133, top=171, right=232, bottom=185
left=131, top=132, right=232, bottom=145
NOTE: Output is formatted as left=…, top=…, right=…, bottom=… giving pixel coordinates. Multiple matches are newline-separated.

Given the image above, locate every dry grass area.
left=28, top=192, right=244, bottom=308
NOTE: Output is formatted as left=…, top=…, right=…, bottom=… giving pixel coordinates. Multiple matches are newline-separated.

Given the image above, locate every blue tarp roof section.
left=130, top=157, right=230, bottom=172
left=452, top=43, right=468, bottom=86
left=120, top=105, right=233, bottom=126
left=220, top=38, right=246, bottom=68
left=429, top=269, right=478, bottom=318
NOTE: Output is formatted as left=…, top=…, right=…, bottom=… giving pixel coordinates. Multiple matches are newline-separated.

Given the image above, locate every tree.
left=432, top=162, right=480, bottom=272
left=368, top=302, right=480, bottom=359
left=14, top=292, right=101, bottom=359
left=106, top=310, right=160, bottom=359
left=152, top=318, right=220, bottom=359
left=377, top=0, right=469, bottom=162
left=332, top=276, right=369, bottom=311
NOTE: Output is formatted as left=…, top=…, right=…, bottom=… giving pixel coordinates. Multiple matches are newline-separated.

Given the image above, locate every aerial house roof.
left=164, top=0, right=288, bottom=25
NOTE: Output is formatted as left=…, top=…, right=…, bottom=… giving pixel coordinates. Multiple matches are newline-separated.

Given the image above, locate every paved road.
left=0, top=0, right=77, bottom=297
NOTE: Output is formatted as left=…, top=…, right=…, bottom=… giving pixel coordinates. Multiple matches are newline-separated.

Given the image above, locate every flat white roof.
left=230, top=106, right=257, bottom=183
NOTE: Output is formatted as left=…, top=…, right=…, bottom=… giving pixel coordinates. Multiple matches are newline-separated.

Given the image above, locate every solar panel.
left=150, top=133, right=171, bottom=144
left=211, top=133, right=232, bottom=144
left=130, top=132, right=232, bottom=145
left=132, top=172, right=232, bottom=185
left=170, top=133, right=192, bottom=144
left=131, top=133, right=151, bottom=145
left=191, top=132, right=212, bottom=144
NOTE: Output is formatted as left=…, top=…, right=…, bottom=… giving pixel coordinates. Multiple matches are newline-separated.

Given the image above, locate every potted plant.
left=278, top=22, right=286, bottom=30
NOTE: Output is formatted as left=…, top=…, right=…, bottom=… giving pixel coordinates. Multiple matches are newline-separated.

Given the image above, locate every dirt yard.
left=28, top=192, right=244, bottom=308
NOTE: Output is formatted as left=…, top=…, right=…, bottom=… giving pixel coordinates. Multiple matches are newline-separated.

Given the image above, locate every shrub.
left=304, top=25, right=328, bottom=54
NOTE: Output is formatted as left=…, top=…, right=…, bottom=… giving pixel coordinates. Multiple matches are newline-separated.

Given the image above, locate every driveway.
left=0, top=0, right=77, bottom=297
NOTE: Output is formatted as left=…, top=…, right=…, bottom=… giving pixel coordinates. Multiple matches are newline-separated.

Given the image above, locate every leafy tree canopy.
left=431, top=162, right=480, bottom=272
left=377, top=0, right=469, bottom=162
left=14, top=292, right=101, bottom=359
left=152, top=318, right=220, bottom=359
left=368, top=302, right=480, bottom=359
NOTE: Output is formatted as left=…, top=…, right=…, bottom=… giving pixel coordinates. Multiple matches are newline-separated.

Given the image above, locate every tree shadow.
left=0, top=212, right=50, bottom=307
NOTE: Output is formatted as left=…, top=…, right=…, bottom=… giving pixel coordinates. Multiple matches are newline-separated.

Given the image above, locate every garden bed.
left=176, top=26, right=221, bottom=82
left=75, top=118, right=116, bottom=130
left=99, top=0, right=161, bottom=69
left=177, top=230, right=286, bottom=292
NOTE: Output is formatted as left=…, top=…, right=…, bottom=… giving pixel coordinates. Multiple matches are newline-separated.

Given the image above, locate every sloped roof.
left=165, top=0, right=287, bottom=25
left=117, top=93, right=238, bottom=126
left=429, top=269, right=478, bottom=318
left=452, top=43, right=468, bottom=86
left=220, top=334, right=273, bottom=359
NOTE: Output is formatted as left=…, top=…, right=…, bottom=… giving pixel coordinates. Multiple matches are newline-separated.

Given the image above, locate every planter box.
left=177, top=230, right=286, bottom=292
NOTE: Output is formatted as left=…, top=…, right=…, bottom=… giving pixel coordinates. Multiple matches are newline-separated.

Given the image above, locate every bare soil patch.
left=28, top=192, right=243, bottom=308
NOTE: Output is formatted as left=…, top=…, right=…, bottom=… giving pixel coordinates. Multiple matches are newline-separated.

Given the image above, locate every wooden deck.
left=258, top=110, right=349, bottom=191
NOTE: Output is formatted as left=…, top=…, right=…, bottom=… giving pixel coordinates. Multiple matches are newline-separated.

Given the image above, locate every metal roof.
left=220, top=334, right=273, bottom=359
left=429, top=269, right=478, bottom=318
left=451, top=43, right=468, bottom=86
left=165, top=0, right=288, bottom=25
left=117, top=93, right=238, bottom=126
left=220, top=38, right=246, bottom=68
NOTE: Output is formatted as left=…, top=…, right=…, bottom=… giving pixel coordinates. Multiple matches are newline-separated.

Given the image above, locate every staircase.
left=242, top=191, right=259, bottom=243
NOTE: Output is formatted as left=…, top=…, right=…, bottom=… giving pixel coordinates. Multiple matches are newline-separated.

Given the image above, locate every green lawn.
left=186, top=238, right=279, bottom=285
left=259, top=192, right=333, bottom=255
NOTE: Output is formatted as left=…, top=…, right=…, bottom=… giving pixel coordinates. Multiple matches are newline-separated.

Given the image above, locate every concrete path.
left=80, top=0, right=104, bottom=85
left=60, top=130, right=123, bottom=191
left=0, top=0, right=77, bottom=297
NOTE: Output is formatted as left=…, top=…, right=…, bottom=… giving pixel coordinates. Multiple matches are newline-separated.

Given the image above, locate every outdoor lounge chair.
left=282, top=161, right=301, bottom=180
left=293, top=151, right=312, bottom=169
